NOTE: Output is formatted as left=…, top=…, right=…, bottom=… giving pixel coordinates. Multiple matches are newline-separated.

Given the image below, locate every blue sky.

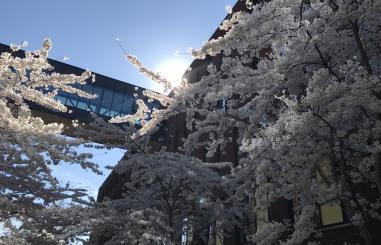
left=0, top=0, right=235, bottom=198
left=0, top=0, right=235, bottom=90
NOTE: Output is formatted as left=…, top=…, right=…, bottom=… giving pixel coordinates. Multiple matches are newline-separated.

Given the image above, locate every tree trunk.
left=374, top=152, right=381, bottom=197
left=336, top=140, right=375, bottom=245
left=358, top=224, right=374, bottom=245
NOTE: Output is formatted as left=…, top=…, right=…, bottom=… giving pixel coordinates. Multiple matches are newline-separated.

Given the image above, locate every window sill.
left=318, top=222, right=352, bottom=232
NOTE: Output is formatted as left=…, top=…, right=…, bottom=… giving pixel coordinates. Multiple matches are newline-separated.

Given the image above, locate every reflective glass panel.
left=316, top=160, right=345, bottom=226
left=58, top=89, right=69, bottom=97
left=82, top=83, right=93, bottom=93
left=88, top=104, right=97, bottom=112
left=92, top=86, right=103, bottom=104
left=71, top=83, right=83, bottom=99
left=55, top=95, right=67, bottom=104
left=100, top=107, right=110, bottom=116
left=101, top=89, right=114, bottom=107
left=111, top=92, right=124, bottom=113
left=121, top=97, right=134, bottom=115
left=109, top=110, right=120, bottom=117
left=77, top=101, right=88, bottom=111
left=256, top=208, right=268, bottom=232
left=132, top=100, right=138, bottom=113
left=65, top=97, right=78, bottom=107
left=320, top=200, right=344, bottom=226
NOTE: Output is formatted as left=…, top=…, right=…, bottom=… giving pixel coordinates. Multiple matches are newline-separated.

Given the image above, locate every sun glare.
left=156, top=58, right=190, bottom=90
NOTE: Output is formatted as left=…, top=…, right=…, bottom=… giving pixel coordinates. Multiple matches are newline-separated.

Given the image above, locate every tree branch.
left=350, top=19, right=373, bottom=75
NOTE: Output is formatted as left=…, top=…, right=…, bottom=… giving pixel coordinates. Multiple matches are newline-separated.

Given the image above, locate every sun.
left=156, top=58, right=190, bottom=89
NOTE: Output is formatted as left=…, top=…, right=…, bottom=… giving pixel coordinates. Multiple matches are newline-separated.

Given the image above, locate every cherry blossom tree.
left=161, top=0, right=381, bottom=244
left=87, top=152, right=223, bottom=244
left=77, top=0, right=381, bottom=243
left=0, top=39, right=101, bottom=243
left=6, top=0, right=380, bottom=244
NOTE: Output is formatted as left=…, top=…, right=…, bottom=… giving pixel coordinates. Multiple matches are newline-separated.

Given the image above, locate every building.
left=96, top=1, right=251, bottom=244
left=0, top=42, right=159, bottom=145
left=96, top=0, right=381, bottom=244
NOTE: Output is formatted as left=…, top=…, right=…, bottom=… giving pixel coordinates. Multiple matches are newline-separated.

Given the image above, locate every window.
left=91, top=86, right=103, bottom=103
left=316, top=160, right=345, bottom=226
left=76, top=101, right=88, bottom=111
left=256, top=207, right=269, bottom=232
left=101, top=89, right=113, bottom=106
left=99, top=89, right=114, bottom=116
left=99, top=107, right=110, bottom=116
left=109, top=110, right=120, bottom=117
left=63, top=83, right=82, bottom=108
left=73, top=83, right=94, bottom=111
left=111, top=92, right=124, bottom=115
left=121, top=96, right=134, bottom=115
left=55, top=95, right=67, bottom=104
left=53, top=83, right=141, bottom=118
left=320, top=200, right=344, bottom=226
left=216, top=98, right=226, bottom=111
left=254, top=196, right=268, bottom=232
left=181, top=218, right=192, bottom=245
left=132, top=100, right=138, bottom=113
left=88, top=104, right=97, bottom=112
left=82, top=83, right=93, bottom=93
left=207, top=220, right=224, bottom=245
left=65, top=97, right=78, bottom=107
left=70, top=83, right=83, bottom=99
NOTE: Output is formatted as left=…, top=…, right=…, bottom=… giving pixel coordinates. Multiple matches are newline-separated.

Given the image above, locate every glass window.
left=99, top=107, right=110, bottom=116
left=216, top=99, right=225, bottom=110
left=77, top=101, right=88, bottom=111
left=91, top=86, right=103, bottom=105
left=121, top=97, right=134, bottom=115
left=109, top=110, right=120, bottom=117
left=80, top=83, right=94, bottom=103
left=181, top=218, right=193, bottom=245
left=55, top=95, right=67, bottom=104
left=58, top=89, right=69, bottom=97
left=316, top=160, right=345, bottom=226
left=70, top=83, right=83, bottom=99
left=215, top=220, right=223, bottom=245
left=82, top=83, right=93, bottom=93
left=45, top=85, right=55, bottom=93
left=65, top=97, right=78, bottom=107
left=111, top=92, right=124, bottom=113
left=132, top=100, right=138, bottom=113
left=254, top=195, right=268, bottom=232
left=101, top=89, right=114, bottom=107
left=320, top=200, right=344, bottom=226
left=146, top=100, right=160, bottom=111
left=88, top=104, right=97, bottom=112
left=256, top=207, right=268, bottom=232
left=152, top=100, right=160, bottom=110
left=316, top=160, right=332, bottom=184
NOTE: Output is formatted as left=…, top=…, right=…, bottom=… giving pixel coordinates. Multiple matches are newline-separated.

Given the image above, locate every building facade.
left=97, top=0, right=381, bottom=244
left=0, top=42, right=159, bottom=144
